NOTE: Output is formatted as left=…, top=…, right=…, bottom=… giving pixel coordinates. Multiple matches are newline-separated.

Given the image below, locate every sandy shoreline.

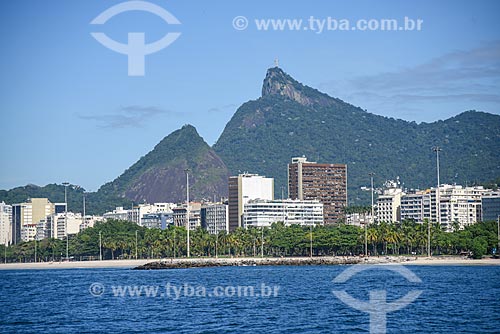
left=0, top=259, right=155, bottom=270
left=0, top=256, right=498, bottom=270
left=400, top=257, right=500, bottom=266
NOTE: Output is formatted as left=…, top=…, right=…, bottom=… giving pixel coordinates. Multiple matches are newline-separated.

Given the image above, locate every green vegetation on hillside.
left=0, top=184, right=131, bottom=216
left=99, top=125, right=209, bottom=195
left=98, top=124, right=229, bottom=203
left=214, top=68, right=500, bottom=204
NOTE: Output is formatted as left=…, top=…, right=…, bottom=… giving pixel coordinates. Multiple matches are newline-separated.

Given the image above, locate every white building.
left=130, top=203, right=176, bottom=226
left=228, top=173, right=274, bottom=232
left=438, top=185, right=486, bottom=231
left=14, top=198, right=65, bottom=242
left=105, top=203, right=176, bottom=226
left=0, top=202, right=12, bottom=246
left=141, top=213, right=174, bottom=229
left=80, top=215, right=105, bottom=231
left=201, top=203, right=229, bottom=234
left=376, top=181, right=404, bottom=223
left=173, top=203, right=201, bottom=230
left=401, top=185, right=489, bottom=231
left=401, top=191, right=430, bottom=222
left=55, top=212, right=82, bottom=240
left=36, top=217, right=53, bottom=240
left=243, top=199, right=324, bottom=228
left=103, top=207, right=129, bottom=221
left=346, top=212, right=373, bottom=227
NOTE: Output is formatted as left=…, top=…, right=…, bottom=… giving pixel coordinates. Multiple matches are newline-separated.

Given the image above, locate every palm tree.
left=386, top=226, right=401, bottom=255
left=227, top=233, right=237, bottom=257
left=378, top=221, right=391, bottom=255
left=367, top=226, right=378, bottom=256
left=415, top=222, right=428, bottom=255
left=247, top=227, right=261, bottom=257
left=401, top=220, right=416, bottom=255
left=217, top=231, right=228, bottom=257
left=103, top=237, right=117, bottom=260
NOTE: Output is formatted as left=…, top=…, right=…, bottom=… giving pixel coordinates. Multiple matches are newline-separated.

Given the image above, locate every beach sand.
left=0, top=259, right=155, bottom=270
left=0, top=256, right=498, bottom=270
left=401, top=257, right=500, bottom=266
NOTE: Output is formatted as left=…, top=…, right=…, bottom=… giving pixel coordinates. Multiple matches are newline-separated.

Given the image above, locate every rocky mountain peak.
left=261, top=67, right=335, bottom=107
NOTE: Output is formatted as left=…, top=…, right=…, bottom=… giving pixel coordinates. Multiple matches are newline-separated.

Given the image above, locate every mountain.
left=97, top=124, right=229, bottom=203
left=214, top=67, right=500, bottom=203
left=2, top=68, right=499, bottom=211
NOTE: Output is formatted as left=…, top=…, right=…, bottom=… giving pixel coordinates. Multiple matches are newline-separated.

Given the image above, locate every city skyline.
left=1, top=0, right=500, bottom=191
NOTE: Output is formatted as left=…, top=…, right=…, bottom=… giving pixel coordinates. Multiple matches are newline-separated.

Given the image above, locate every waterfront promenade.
left=1, top=256, right=499, bottom=270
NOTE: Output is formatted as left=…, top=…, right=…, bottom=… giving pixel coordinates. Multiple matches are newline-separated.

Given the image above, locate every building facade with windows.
left=141, top=213, right=174, bottom=229
left=376, top=184, right=404, bottom=223
left=481, top=191, right=500, bottom=222
left=12, top=198, right=66, bottom=243
left=400, top=185, right=488, bottom=231
left=288, top=157, right=347, bottom=224
left=228, top=173, right=274, bottom=232
left=0, top=202, right=12, bottom=246
left=173, top=203, right=202, bottom=230
left=242, top=199, right=324, bottom=228
left=201, top=203, right=229, bottom=234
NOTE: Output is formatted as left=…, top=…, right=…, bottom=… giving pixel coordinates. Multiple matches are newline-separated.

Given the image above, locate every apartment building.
left=288, top=157, right=347, bottom=224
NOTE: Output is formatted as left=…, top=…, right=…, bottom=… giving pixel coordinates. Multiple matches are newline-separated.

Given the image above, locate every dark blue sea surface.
left=1, top=265, right=499, bottom=333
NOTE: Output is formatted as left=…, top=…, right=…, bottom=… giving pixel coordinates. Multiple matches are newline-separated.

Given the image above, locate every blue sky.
left=1, top=0, right=499, bottom=191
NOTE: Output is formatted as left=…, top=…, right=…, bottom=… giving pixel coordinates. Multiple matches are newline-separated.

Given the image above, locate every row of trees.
left=1, top=219, right=498, bottom=263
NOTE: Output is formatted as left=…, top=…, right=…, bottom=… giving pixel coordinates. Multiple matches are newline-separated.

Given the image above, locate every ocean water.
left=1, top=265, right=499, bottom=333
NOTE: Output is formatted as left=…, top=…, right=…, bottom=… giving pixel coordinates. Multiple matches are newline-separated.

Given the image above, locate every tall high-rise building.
left=0, top=202, right=12, bottom=246
left=376, top=180, right=404, bottom=223
left=228, top=173, right=274, bottom=232
left=482, top=191, right=500, bottom=222
left=11, top=198, right=66, bottom=243
left=288, top=157, right=347, bottom=224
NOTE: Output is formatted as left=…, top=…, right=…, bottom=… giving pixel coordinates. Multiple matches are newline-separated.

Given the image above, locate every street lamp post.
left=309, top=224, right=313, bottom=258
left=99, top=231, right=102, bottom=261
left=497, top=215, right=500, bottom=257
left=185, top=169, right=191, bottom=258
left=432, top=146, right=442, bottom=258
left=433, top=147, right=441, bottom=226
left=427, top=219, right=431, bottom=258
left=83, top=191, right=86, bottom=227
left=261, top=226, right=264, bottom=258
left=83, top=191, right=87, bottom=259
left=62, top=182, right=70, bottom=260
left=215, top=235, right=218, bottom=259
left=173, top=229, right=176, bottom=258
left=135, top=230, right=138, bottom=260
left=368, top=172, right=375, bottom=256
